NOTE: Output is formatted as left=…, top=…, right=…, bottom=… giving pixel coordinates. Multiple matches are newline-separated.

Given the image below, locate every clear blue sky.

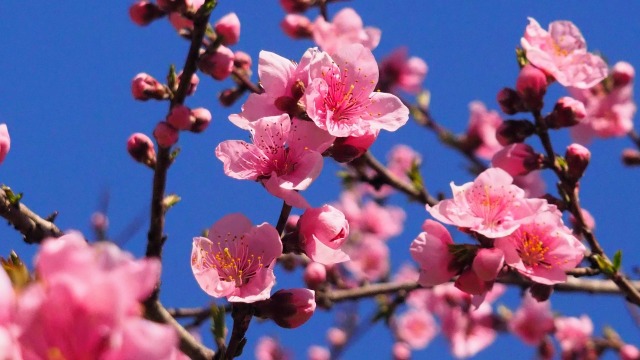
left=1, top=2, right=639, bottom=359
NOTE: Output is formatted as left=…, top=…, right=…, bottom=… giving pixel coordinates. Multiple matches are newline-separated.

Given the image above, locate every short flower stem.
left=225, top=303, right=254, bottom=360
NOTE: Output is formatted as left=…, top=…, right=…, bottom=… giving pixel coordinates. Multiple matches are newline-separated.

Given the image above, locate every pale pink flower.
left=312, top=8, right=381, bottom=55
left=304, top=43, right=409, bottom=138
left=335, top=191, right=405, bottom=241
left=344, top=236, right=389, bottom=282
left=392, top=342, right=412, bottom=360
left=441, top=303, right=497, bottom=359
left=494, top=210, right=585, bottom=285
left=410, top=219, right=456, bottom=287
left=427, top=167, right=545, bottom=238
left=394, top=308, right=438, bottom=350
left=0, top=124, right=10, bottom=165
left=521, top=18, right=608, bottom=89
left=298, top=205, right=350, bottom=265
left=466, top=101, right=503, bottom=160
left=388, top=144, right=422, bottom=179
left=569, top=61, right=636, bottom=143
left=491, top=143, right=540, bottom=177
left=554, top=315, right=593, bottom=354
left=255, top=336, right=290, bottom=360
left=513, top=170, right=546, bottom=198
left=214, top=13, right=240, bottom=46
left=229, top=47, right=336, bottom=130
left=620, top=344, right=640, bottom=360
left=509, top=293, right=554, bottom=345
left=191, top=213, right=282, bottom=303
left=303, top=262, right=327, bottom=289
left=216, top=114, right=330, bottom=208
left=379, top=47, right=428, bottom=94
left=307, top=345, right=330, bottom=360
left=326, top=327, right=347, bottom=347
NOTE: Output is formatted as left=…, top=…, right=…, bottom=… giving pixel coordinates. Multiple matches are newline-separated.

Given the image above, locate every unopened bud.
left=198, top=46, right=235, bottom=81
left=529, top=283, right=553, bottom=302
left=622, top=148, right=640, bottom=166
left=454, top=269, right=487, bottom=295
left=565, top=143, right=591, bottom=182
left=177, top=71, right=199, bottom=96
left=612, top=61, right=635, bottom=88
left=129, top=1, right=164, bottom=26
left=131, top=73, right=168, bottom=101
left=190, top=108, right=212, bottom=133
left=491, top=143, right=541, bottom=176
left=280, top=0, right=313, bottom=13
left=546, top=97, right=586, bottom=129
left=233, top=51, right=252, bottom=72
left=472, top=248, right=505, bottom=281
left=327, top=327, right=347, bottom=347
left=156, top=0, right=180, bottom=12
left=516, top=64, right=547, bottom=111
left=127, top=132, right=156, bottom=166
left=329, top=132, right=378, bottom=163
left=167, top=105, right=193, bottom=130
left=281, top=14, right=314, bottom=39
left=303, top=262, right=327, bottom=289
left=214, top=13, right=241, bottom=46
left=620, top=344, right=640, bottom=360
left=153, top=122, right=179, bottom=148
left=0, top=124, right=10, bottom=165
left=496, top=88, right=525, bottom=115
left=496, top=120, right=535, bottom=146
left=256, top=288, right=316, bottom=329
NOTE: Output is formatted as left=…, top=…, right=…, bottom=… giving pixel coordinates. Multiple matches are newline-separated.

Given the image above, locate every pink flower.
left=307, top=346, right=330, bottom=360
left=0, top=270, right=20, bottom=360
left=326, top=327, right=347, bottom=347
left=513, top=170, right=546, bottom=198
left=255, top=336, right=290, bottom=360
left=312, top=8, right=381, bottom=55
left=379, top=47, right=428, bottom=94
left=335, top=191, right=405, bottom=242
left=620, top=344, right=640, bottom=360
left=494, top=210, right=585, bottom=285
left=441, top=303, right=497, bottom=358
left=256, top=288, right=316, bottom=328
left=281, top=14, right=313, bottom=39
left=191, top=213, right=282, bottom=303
left=394, top=308, right=438, bottom=350
left=427, top=167, right=544, bottom=238
left=214, top=13, right=240, bottom=46
left=304, top=43, right=409, bottom=138
left=303, top=262, right=327, bottom=289
left=0, top=124, right=10, bottom=165
left=521, top=18, right=608, bottom=89
left=344, top=236, right=390, bottom=282
left=298, top=205, right=350, bottom=265
left=569, top=61, right=636, bottom=143
left=388, top=144, right=422, bottom=179
left=466, top=101, right=503, bottom=160
left=491, top=143, right=540, bottom=177
left=554, top=315, right=593, bottom=354
left=410, top=220, right=456, bottom=287
left=509, top=293, right=554, bottom=345
left=216, top=114, right=330, bottom=208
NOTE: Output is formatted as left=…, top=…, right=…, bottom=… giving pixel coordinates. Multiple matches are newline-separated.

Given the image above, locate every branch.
left=275, top=201, right=292, bottom=236
left=0, top=187, right=63, bottom=244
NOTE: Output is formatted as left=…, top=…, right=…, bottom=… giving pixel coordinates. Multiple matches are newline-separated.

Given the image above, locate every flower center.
left=517, top=231, right=550, bottom=268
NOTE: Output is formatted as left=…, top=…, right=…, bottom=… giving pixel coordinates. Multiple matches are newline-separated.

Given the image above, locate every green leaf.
left=162, top=194, right=181, bottom=209
left=167, top=64, right=177, bottom=92
left=593, top=254, right=615, bottom=276
left=1, top=185, right=22, bottom=205
left=612, top=250, right=623, bottom=272
left=407, top=161, right=424, bottom=192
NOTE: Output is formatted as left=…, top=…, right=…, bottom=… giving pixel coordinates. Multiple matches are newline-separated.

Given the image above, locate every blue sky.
left=1, top=1, right=640, bottom=359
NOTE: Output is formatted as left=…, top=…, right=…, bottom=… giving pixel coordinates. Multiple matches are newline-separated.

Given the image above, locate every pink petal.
left=363, top=92, right=410, bottom=132
left=215, top=140, right=262, bottom=180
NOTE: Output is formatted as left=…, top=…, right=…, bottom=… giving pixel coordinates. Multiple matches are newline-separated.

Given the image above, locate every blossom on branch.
left=312, top=7, right=381, bottom=55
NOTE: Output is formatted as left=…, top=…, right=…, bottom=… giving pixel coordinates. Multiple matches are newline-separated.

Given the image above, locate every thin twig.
left=275, top=201, right=292, bottom=236
left=232, top=68, right=264, bottom=95
left=0, top=187, right=63, bottom=244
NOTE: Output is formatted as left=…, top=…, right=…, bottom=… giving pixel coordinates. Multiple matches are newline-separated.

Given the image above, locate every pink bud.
left=326, top=327, right=347, bottom=347
left=198, top=46, right=235, bottom=81
left=546, top=97, right=586, bottom=129
left=156, top=0, right=179, bottom=12
left=298, top=205, right=350, bottom=265
left=612, top=61, right=635, bottom=88
left=620, top=344, right=640, bottom=360
left=329, top=132, right=378, bottom=163
left=392, top=342, right=412, bottom=360
left=258, top=288, right=316, bottom=329
left=177, top=71, right=199, bottom=96
left=454, top=269, right=487, bottom=295
left=281, top=14, right=313, bottom=39
left=496, top=120, right=536, bottom=146
left=190, top=107, right=212, bottom=133
left=214, top=13, right=241, bottom=46
left=127, top=132, right=156, bottom=166
left=622, top=148, right=640, bottom=166
left=129, top=1, right=164, bottom=26
left=232, top=51, right=252, bottom=72
left=496, top=87, right=525, bottom=115
left=166, top=105, right=193, bottom=130
left=91, top=212, right=109, bottom=233
left=472, top=248, right=505, bottom=281
left=153, top=122, right=179, bottom=148
left=280, top=0, right=312, bottom=13
left=131, top=73, right=168, bottom=101
left=0, top=124, right=10, bottom=165
left=491, top=143, right=540, bottom=177
left=303, top=262, right=327, bottom=289
left=516, top=64, right=547, bottom=111
left=565, top=143, right=591, bottom=182
left=308, top=346, right=330, bottom=360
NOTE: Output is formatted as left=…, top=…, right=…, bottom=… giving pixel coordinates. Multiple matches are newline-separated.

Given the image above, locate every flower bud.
left=612, top=61, right=635, bottom=88
left=392, top=342, right=412, bottom=360
left=153, top=122, right=179, bottom=148
left=129, top=1, right=164, bottom=26
left=545, top=97, right=586, bottom=129
left=303, top=262, right=327, bottom=289
left=327, top=327, right=347, bottom=347
left=472, top=248, right=505, bottom=281
left=565, top=143, right=591, bottom=182
left=91, top=212, right=109, bottom=234
left=127, top=132, right=156, bottom=166
left=454, top=269, right=487, bottom=295
left=156, top=0, right=179, bottom=12
left=198, top=46, right=235, bottom=81
left=280, top=0, right=313, bottom=13
left=190, top=107, right=212, bottom=133
left=298, top=205, right=350, bottom=265
left=496, top=120, right=536, bottom=146
left=0, top=124, right=10, bottom=165
left=329, top=132, right=378, bottom=163
left=622, top=148, right=640, bottom=166
left=620, top=344, right=640, bottom=360
left=233, top=51, right=252, bottom=72
left=177, top=71, right=199, bottom=96
left=257, top=289, right=316, bottom=329
left=166, top=105, right=193, bottom=130
left=214, top=13, right=241, bottom=46
left=497, top=87, right=525, bottom=115
left=131, top=73, right=168, bottom=101
left=529, top=283, right=553, bottom=302
left=219, top=88, right=244, bottom=107
left=491, top=143, right=541, bottom=176
left=516, top=64, right=547, bottom=111
left=281, top=14, right=313, bottom=39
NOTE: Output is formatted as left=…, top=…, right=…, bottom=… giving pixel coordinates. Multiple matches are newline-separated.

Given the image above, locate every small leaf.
left=1, top=251, right=30, bottom=288
left=592, top=254, right=615, bottom=276
left=170, top=147, right=181, bottom=161
left=407, top=161, right=424, bottom=192
left=612, top=250, right=623, bottom=272
left=2, top=185, right=23, bottom=205
left=417, top=90, right=431, bottom=110
left=162, top=194, right=181, bottom=209
left=167, top=64, right=177, bottom=92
